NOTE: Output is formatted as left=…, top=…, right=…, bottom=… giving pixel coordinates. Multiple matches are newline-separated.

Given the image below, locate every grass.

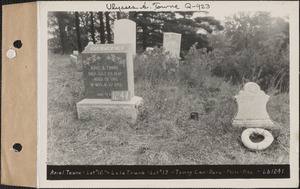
left=47, top=53, right=290, bottom=165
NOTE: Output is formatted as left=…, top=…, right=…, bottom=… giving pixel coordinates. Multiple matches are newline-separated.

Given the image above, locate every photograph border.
left=38, top=1, right=299, bottom=188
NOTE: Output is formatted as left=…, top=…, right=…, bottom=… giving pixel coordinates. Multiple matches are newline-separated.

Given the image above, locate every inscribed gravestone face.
left=163, top=32, right=181, bottom=58
left=114, top=19, right=136, bottom=55
left=81, top=44, right=134, bottom=99
left=233, top=82, right=274, bottom=128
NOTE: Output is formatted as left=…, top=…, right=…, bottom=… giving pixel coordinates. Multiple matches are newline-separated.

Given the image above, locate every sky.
left=200, top=1, right=291, bottom=22
left=197, top=10, right=289, bottom=23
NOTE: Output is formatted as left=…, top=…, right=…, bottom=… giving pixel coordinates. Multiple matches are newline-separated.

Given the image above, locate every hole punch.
left=13, top=40, right=23, bottom=49
left=13, top=143, right=22, bottom=152
left=6, top=49, right=16, bottom=59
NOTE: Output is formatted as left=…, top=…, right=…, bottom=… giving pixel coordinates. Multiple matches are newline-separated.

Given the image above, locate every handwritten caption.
left=106, top=2, right=210, bottom=11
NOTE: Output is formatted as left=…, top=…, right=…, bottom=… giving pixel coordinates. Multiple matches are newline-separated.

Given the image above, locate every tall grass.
left=47, top=50, right=290, bottom=165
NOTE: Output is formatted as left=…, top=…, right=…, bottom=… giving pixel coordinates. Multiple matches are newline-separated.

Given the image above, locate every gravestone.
left=87, top=41, right=94, bottom=46
left=83, top=41, right=95, bottom=51
left=73, top=50, right=79, bottom=56
left=163, top=32, right=181, bottom=58
left=70, top=50, right=81, bottom=70
left=70, top=54, right=77, bottom=65
left=233, top=82, right=275, bottom=128
left=114, top=19, right=136, bottom=55
left=146, top=47, right=154, bottom=52
left=76, top=44, right=142, bottom=123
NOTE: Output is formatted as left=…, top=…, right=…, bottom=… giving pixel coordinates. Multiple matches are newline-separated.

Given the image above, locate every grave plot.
left=233, top=82, right=281, bottom=151
left=47, top=51, right=290, bottom=165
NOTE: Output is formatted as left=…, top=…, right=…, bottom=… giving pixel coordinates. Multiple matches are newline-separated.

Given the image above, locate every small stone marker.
left=73, top=50, right=79, bottom=56
left=77, top=44, right=142, bottom=123
left=87, top=41, right=94, bottom=46
left=83, top=42, right=95, bottom=51
left=233, top=82, right=274, bottom=128
left=114, top=19, right=136, bottom=55
left=146, top=47, right=154, bottom=52
left=163, top=32, right=181, bottom=58
left=70, top=54, right=77, bottom=65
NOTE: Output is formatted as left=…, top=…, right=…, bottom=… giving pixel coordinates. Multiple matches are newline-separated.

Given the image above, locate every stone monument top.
left=114, top=19, right=136, bottom=55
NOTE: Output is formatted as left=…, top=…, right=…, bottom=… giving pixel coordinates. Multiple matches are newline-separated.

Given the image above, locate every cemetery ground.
left=47, top=53, right=290, bottom=165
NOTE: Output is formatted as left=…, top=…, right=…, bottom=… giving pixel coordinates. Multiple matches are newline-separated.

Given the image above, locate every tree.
left=97, top=12, right=105, bottom=44
left=210, top=12, right=289, bottom=92
left=48, top=11, right=224, bottom=55
left=90, top=12, right=96, bottom=44
left=48, top=12, right=79, bottom=54
left=105, top=12, right=112, bottom=43
left=75, top=11, right=83, bottom=52
left=133, top=12, right=152, bottom=50
left=163, top=14, right=224, bottom=51
left=132, top=12, right=174, bottom=50
left=53, top=12, right=70, bottom=54
left=130, top=12, right=224, bottom=52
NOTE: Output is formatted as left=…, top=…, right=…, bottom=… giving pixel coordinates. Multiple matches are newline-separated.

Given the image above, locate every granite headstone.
left=81, top=44, right=134, bottom=99
left=70, top=54, right=77, bottom=65
left=77, top=44, right=142, bottom=122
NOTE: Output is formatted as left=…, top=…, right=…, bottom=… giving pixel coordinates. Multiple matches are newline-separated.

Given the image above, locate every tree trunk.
left=85, top=12, right=89, bottom=27
left=129, top=12, right=135, bottom=20
left=142, top=13, right=148, bottom=50
left=75, top=12, right=83, bottom=53
left=98, top=12, right=105, bottom=44
left=56, top=12, right=68, bottom=54
left=90, top=12, right=96, bottom=44
left=142, top=25, right=148, bottom=50
left=105, top=12, right=112, bottom=43
left=129, top=12, right=138, bottom=20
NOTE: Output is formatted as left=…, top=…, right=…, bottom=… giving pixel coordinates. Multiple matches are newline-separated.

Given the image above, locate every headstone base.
left=77, top=96, right=143, bottom=124
left=232, top=119, right=274, bottom=128
left=233, top=119, right=281, bottom=138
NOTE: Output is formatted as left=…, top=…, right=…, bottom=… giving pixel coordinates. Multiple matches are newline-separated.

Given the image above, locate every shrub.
left=179, top=43, right=218, bottom=88
left=134, top=47, right=180, bottom=85
left=209, top=13, right=290, bottom=92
